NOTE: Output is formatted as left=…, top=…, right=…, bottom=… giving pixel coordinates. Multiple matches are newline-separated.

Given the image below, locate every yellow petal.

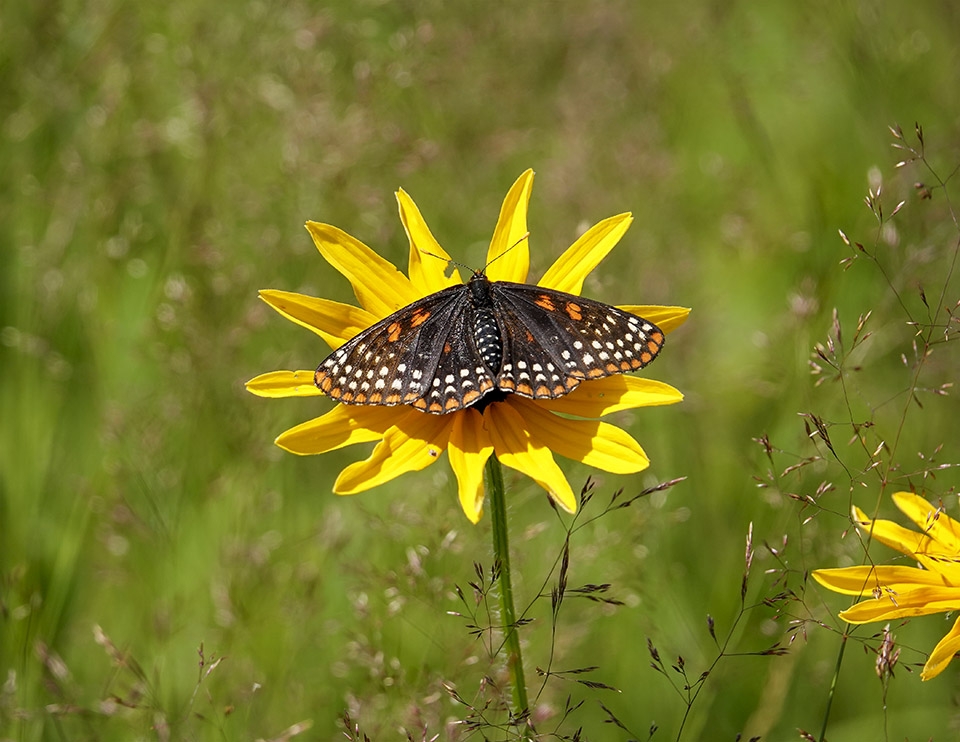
left=447, top=408, right=494, bottom=523
left=485, top=170, right=533, bottom=283
left=893, top=491, right=960, bottom=553
left=305, top=221, right=419, bottom=319
left=537, top=213, right=633, bottom=295
left=508, top=396, right=649, bottom=473
left=275, top=404, right=399, bottom=455
left=246, top=370, right=325, bottom=398
left=397, top=188, right=463, bottom=295
left=485, top=401, right=576, bottom=512
left=811, top=565, right=949, bottom=596
left=259, top=290, right=377, bottom=349
left=539, top=376, right=683, bottom=418
left=837, top=585, right=960, bottom=623
left=617, top=305, right=691, bottom=335
left=333, top=412, right=453, bottom=494
left=853, top=505, right=933, bottom=557
left=922, top=614, right=960, bottom=680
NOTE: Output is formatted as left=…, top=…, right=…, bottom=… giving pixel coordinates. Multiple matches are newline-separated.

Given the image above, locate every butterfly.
left=313, top=265, right=665, bottom=415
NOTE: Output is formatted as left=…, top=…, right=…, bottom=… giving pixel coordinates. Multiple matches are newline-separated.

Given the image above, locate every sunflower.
left=246, top=170, right=687, bottom=523
left=813, top=491, right=960, bottom=680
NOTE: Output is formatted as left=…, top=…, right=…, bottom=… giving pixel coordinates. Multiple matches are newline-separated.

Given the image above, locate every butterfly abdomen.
left=468, top=275, right=504, bottom=372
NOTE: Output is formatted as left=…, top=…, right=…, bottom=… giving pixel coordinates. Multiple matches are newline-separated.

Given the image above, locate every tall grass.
left=2, top=1, right=960, bottom=739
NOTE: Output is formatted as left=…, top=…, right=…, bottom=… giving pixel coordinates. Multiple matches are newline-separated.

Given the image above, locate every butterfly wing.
left=314, top=285, right=473, bottom=408
left=410, top=305, right=498, bottom=413
left=490, top=282, right=664, bottom=399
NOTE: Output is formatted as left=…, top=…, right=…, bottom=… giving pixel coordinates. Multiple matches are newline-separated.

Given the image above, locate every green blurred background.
left=4, top=1, right=960, bottom=739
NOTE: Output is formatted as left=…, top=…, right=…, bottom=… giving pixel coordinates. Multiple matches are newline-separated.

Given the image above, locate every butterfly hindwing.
left=410, top=305, right=497, bottom=413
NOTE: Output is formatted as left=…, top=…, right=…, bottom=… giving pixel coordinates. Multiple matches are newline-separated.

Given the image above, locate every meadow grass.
left=3, top=1, right=960, bottom=739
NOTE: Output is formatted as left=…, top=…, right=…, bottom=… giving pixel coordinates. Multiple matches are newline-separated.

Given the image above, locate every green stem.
left=485, top=455, right=530, bottom=724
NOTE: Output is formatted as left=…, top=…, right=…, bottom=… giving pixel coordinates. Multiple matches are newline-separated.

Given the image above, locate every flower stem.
left=485, top=454, right=530, bottom=723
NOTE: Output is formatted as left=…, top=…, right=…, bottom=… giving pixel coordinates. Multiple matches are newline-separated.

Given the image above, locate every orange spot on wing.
left=564, top=377, right=579, bottom=389
left=564, top=302, right=582, bottom=320
left=640, top=352, right=653, bottom=364
left=516, top=382, right=534, bottom=396
left=499, top=378, right=516, bottom=390
left=462, top=390, right=481, bottom=404
left=369, top=392, right=382, bottom=403
left=620, top=360, right=632, bottom=371
left=552, top=383, right=566, bottom=395
left=445, top=398, right=460, bottom=411
left=387, top=322, right=402, bottom=342
left=587, top=368, right=604, bottom=378
left=410, top=310, right=431, bottom=327
left=402, top=391, right=419, bottom=402
left=534, top=295, right=556, bottom=311
left=428, top=401, right=443, bottom=413
left=605, top=362, right=619, bottom=373
left=412, top=398, right=427, bottom=409
left=341, top=391, right=354, bottom=402
left=535, top=385, right=551, bottom=396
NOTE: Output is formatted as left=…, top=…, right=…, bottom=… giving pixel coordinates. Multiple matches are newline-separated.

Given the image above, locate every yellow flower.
left=247, top=170, right=687, bottom=523
left=813, top=491, right=960, bottom=680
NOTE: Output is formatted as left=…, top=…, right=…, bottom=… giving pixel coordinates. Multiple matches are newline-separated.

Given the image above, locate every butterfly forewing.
left=314, top=286, right=470, bottom=407
left=491, top=282, right=664, bottom=395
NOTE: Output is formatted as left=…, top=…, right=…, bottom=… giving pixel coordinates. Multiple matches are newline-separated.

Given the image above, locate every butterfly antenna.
left=417, top=248, right=472, bottom=274
left=484, top=231, right=530, bottom=271
left=418, top=231, right=529, bottom=276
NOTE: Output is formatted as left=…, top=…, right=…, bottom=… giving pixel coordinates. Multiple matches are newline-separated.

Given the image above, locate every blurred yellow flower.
left=813, top=491, right=960, bottom=680
left=247, top=170, right=687, bottom=523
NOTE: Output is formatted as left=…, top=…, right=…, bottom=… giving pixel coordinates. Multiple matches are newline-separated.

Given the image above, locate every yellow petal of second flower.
left=922, top=615, right=960, bottom=680
left=811, top=564, right=949, bottom=596
left=893, top=491, right=960, bottom=553
left=838, top=586, right=960, bottom=623
left=485, top=170, right=533, bottom=283
left=538, top=213, right=633, bottom=295
left=334, top=411, right=453, bottom=494
left=852, top=505, right=932, bottom=557
left=485, top=401, right=576, bottom=512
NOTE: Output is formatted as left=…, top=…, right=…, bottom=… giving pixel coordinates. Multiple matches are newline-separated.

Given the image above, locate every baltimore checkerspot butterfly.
left=314, top=249, right=665, bottom=415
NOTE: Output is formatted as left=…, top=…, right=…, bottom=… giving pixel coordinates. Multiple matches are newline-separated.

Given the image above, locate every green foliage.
left=2, top=1, right=960, bottom=739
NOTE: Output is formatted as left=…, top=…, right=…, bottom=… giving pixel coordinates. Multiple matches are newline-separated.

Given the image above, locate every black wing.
left=315, top=285, right=503, bottom=413
left=490, top=282, right=664, bottom=400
